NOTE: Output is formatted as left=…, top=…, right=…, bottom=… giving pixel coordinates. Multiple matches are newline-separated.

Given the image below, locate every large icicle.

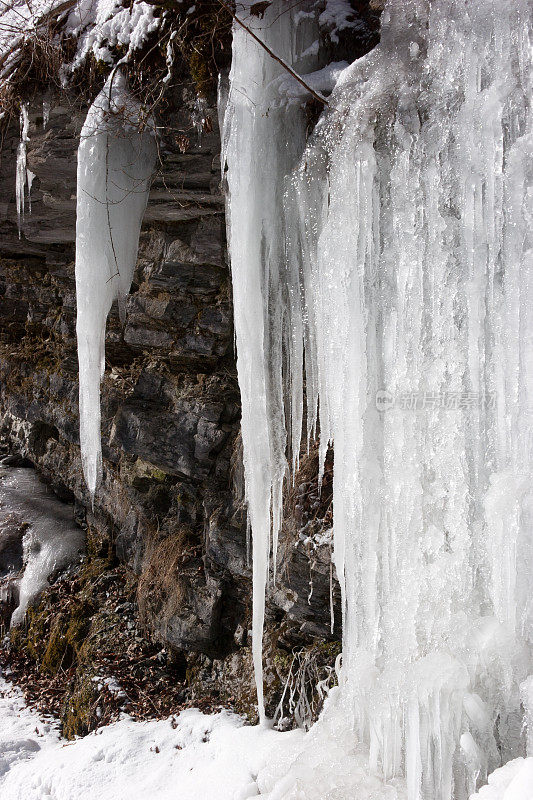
left=15, top=103, right=29, bottom=238
left=75, top=70, right=156, bottom=497
left=221, top=0, right=320, bottom=722
left=223, top=0, right=533, bottom=796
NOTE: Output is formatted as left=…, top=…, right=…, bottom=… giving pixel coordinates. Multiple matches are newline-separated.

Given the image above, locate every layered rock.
left=0, top=2, right=383, bottom=720
left=0, top=76, right=341, bottom=717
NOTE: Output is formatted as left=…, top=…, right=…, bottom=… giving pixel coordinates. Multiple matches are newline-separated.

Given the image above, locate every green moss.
left=315, top=639, right=342, bottom=660
left=9, top=625, right=24, bottom=650
left=10, top=568, right=98, bottom=677
left=173, top=2, right=232, bottom=99
left=24, top=605, right=50, bottom=662
left=80, top=557, right=111, bottom=583
left=149, top=467, right=168, bottom=482
left=40, top=600, right=93, bottom=675
left=66, top=601, right=93, bottom=651
left=61, top=673, right=98, bottom=740
left=76, top=613, right=107, bottom=665
left=185, top=663, right=200, bottom=686
left=5, top=556, right=145, bottom=738
left=273, top=650, right=292, bottom=672
left=125, top=458, right=169, bottom=491
left=42, top=619, right=69, bottom=674
left=188, top=50, right=211, bottom=98
left=86, top=526, right=109, bottom=559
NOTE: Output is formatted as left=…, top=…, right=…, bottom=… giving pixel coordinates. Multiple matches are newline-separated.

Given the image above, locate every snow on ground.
left=0, top=674, right=59, bottom=781
left=1, top=669, right=531, bottom=800
left=0, top=670, right=305, bottom=800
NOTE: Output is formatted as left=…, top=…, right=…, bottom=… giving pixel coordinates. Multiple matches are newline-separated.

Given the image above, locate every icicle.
left=329, top=557, right=334, bottom=635
left=162, top=31, right=176, bottom=86
left=26, top=169, right=34, bottom=213
left=221, top=0, right=320, bottom=723
left=15, top=104, right=29, bottom=238
left=42, top=98, right=50, bottom=129
left=75, top=70, right=156, bottom=498
left=521, top=677, right=533, bottom=757
left=191, top=96, right=208, bottom=147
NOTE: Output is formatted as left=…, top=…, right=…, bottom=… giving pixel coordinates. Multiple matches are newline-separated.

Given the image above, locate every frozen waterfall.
left=75, top=70, right=156, bottom=498
left=222, top=0, right=533, bottom=797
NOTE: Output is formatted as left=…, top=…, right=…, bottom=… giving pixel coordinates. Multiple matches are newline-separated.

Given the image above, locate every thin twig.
left=217, top=0, right=328, bottom=106
left=105, top=67, right=121, bottom=284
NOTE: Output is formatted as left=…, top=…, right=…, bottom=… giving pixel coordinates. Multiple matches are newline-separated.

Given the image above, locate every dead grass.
left=137, top=526, right=198, bottom=637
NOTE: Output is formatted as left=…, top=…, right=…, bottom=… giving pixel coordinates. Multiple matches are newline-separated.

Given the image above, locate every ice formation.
left=0, top=468, right=85, bottom=627
left=42, top=98, right=50, bottom=129
left=222, top=0, right=321, bottom=722
left=222, top=0, right=533, bottom=797
left=15, top=104, right=30, bottom=238
left=75, top=70, right=156, bottom=497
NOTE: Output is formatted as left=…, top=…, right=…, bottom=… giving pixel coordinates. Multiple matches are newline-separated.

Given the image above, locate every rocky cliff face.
left=0, top=70, right=342, bottom=721
left=0, top=0, right=384, bottom=732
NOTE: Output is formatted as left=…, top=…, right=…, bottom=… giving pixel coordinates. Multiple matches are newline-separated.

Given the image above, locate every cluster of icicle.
left=75, top=70, right=156, bottom=497
left=220, top=0, right=324, bottom=721
left=222, top=0, right=533, bottom=798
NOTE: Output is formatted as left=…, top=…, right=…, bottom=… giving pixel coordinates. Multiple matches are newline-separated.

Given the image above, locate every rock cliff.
left=0, top=0, right=381, bottom=729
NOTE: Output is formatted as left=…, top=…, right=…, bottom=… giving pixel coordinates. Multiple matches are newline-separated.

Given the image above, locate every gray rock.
left=0, top=77, right=340, bottom=703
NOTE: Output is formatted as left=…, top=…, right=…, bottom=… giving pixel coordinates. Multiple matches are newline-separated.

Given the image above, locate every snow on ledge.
left=0, top=0, right=163, bottom=84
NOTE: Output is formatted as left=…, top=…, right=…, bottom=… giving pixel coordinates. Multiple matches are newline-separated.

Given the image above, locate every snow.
left=470, top=760, right=533, bottom=800
left=0, top=676, right=59, bottom=780
left=75, top=70, right=156, bottom=497
left=63, top=0, right=160, bottom=74
left=319, top=0, right=366, bottom=43
left=222, top=0, right=533, bottom=797
left=0, top=0, right=60, bottom=80
left=92, top=676, right=127, bottom=702
left=274, top=61, right=350, bottom=105
left=0, top=468, right=85, bottom=626
left=2, top=672, right=529, bottom=800
left=0, top=670, right=308, bottom=800
left=0, top=0, right=161, bottom=83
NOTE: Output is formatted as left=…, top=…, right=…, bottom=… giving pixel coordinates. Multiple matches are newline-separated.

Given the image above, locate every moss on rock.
left=61, top=672, right=98, bottom=739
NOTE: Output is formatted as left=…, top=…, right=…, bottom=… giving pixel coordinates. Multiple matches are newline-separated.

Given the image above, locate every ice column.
left=75, top=70, right=156, bottom=498
left=221, top=0, right=320, bottom=721
left=289, top=0, right=532, bottom=793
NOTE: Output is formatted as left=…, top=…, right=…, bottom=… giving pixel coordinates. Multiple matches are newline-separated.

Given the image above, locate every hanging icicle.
left=75, top=70, right=156, bottom=498
left=15, top=103, right=30, bottom=238
left=221, top=0, right=321, bottom=724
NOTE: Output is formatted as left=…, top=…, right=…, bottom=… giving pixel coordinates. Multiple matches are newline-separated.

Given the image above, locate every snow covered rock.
left=2, top=468, right=85, bottom=626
